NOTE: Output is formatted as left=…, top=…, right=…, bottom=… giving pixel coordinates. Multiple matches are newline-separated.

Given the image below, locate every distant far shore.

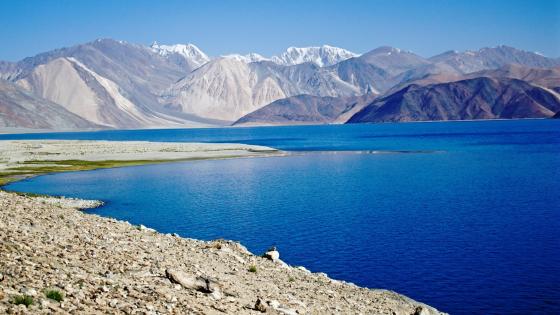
left=0, top=117, right=553, bottom=135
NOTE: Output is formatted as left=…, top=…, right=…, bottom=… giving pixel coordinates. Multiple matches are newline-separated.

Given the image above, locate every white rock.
left=264, top=250, right=280, bottom=261
left=20, top=287, right=37, bottom=296
left=210, top=289, right=222, bottom=300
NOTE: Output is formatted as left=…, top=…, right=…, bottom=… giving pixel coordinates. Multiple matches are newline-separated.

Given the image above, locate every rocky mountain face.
left=325, top=47, right=434, bottom=95
left=0, top=79, right=99, bottom=129
left=1, top=40, right=559, bottom=130
left=3, top=39, right=213, bottom=129
left=233, top=92, right=378, bottom=126
left=161, top=58, right=360, bottom=121
left=347, top=77, right=560, bottom=123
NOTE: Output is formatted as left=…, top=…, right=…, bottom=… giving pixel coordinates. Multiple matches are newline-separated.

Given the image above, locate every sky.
left=0, top=0, right=559, bottom=61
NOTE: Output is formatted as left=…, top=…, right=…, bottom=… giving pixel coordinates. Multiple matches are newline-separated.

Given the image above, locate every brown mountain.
left=234, top=93, right=378, bottom=126
left=390, top=64, right=560, bottom=94
left=347, top=77, right=560, bottom=123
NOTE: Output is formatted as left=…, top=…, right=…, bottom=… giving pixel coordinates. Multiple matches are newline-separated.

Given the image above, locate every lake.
left=3, top=120, right=560, bottom=314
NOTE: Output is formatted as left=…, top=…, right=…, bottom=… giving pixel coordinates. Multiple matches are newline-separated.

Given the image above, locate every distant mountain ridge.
left=429, top=45, right=560, bottom=73
left=1, top=39, right=559, bottom=130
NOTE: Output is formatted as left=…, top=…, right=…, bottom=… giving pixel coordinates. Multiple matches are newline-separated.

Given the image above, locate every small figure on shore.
left=263, top=245, right=280, bottom=261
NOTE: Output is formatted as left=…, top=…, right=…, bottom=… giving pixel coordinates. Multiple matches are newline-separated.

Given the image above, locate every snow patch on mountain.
left=271, top=45, right=359, bottom=67
left=150, top=42, right=210, bottom=68
left=222, top=53, right=270, bottom=63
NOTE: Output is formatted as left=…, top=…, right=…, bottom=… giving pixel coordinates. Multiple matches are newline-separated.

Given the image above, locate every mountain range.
left=1, top=39, right=559, bottom=130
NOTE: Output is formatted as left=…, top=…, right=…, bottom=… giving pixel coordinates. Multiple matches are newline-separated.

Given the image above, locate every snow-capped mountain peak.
left=221, top=53, right=270, bottom=63
left=150, top=42, right=210, bottom=68
left=271, top=45, right=359, bottom=67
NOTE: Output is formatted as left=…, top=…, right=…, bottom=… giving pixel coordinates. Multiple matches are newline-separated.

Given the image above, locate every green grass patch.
left=0, top=154, right=264, bottom=189
left=248, top=265, right=257, bottom=273
left=0, top=159, right=186, bottom=188
left=45, top=289, right=64, bottom=302
left=10, top=295, right=34, bottom=307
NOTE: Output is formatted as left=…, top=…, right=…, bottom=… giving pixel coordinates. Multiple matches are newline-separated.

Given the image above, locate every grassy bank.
left=0, top=157, right=241, bottom=186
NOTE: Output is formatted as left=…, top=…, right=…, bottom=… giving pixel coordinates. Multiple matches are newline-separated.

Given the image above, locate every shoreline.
left=0, top=140, right=284, bottom=186
left=0, top=117, right=554, bottom=135
left=0, top=140, right=446, bottom=314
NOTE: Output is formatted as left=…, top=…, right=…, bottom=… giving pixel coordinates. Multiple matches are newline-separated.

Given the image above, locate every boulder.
left=165, top=269, right=220, bottom=296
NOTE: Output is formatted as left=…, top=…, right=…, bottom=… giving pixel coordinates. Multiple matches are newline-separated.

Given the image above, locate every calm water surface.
left=4, top=120, right=560, bottom=314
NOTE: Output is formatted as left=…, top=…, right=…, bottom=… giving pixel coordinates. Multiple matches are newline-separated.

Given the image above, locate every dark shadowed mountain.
left=234, top=93, right=378, bottom=126
left=348, top=77, right=560, bottom=123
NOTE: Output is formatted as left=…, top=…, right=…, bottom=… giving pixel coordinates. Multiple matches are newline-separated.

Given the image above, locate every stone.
left=254, top=298, right=267, bottom=312
left=210, top=289, right=222, bottom=300
left=267, top=300, right=299, bottom=315
left=20, top=287, right=37, bottom=296
left=165, top=269, right=220, bottom=294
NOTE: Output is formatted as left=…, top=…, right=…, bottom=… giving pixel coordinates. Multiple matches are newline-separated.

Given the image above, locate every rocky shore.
left=0, top=190, right=445, bottom=314
left=0, top=140, right=445, bottom=314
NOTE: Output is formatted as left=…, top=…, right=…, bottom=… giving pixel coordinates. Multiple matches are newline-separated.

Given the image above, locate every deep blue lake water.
left=3, top=120, right=560, bottom=314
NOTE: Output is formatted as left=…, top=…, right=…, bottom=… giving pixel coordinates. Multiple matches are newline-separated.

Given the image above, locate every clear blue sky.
left=0, top=0, right=558, bottom=61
